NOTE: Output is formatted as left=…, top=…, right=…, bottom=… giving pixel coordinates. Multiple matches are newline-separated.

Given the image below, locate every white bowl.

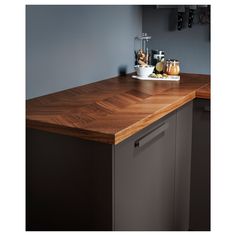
left=134, top=65, right=155, bottom=78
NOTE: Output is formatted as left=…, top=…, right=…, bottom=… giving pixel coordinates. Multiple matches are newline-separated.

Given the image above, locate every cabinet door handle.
left=135, top=123, right=169, bottom=148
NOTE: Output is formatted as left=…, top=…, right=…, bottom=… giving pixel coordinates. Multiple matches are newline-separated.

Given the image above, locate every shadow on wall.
left=118, top=65, right=128, bottom=76
left=168, top=9, right=177, bottom=31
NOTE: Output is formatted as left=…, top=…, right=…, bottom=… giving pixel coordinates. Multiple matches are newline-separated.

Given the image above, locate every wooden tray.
left=132, top=75, right=180, bottom=81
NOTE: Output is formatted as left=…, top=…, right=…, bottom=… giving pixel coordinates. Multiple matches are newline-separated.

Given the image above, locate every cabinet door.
left=174, top=101, right=193, bottom=230
left=114, top=113, right=176, bottom=231
left=190, top=99, right=210, bottom=230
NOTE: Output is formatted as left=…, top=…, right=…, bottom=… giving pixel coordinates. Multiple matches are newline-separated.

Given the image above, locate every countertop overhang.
left=26, top=73, right=210, bottom=144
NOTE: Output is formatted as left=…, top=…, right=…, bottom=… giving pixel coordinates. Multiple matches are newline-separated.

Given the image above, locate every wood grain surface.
left=196, top=83, right=210, bottom=99
left=26, top=73, right=210, bottom=144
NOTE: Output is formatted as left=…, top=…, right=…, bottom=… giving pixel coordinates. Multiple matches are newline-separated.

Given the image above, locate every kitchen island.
left=26, top=73, right=210, bottom=231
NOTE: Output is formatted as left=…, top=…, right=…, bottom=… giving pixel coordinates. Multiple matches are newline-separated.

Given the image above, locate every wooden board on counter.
left=26, top=73, right=210, bottom=144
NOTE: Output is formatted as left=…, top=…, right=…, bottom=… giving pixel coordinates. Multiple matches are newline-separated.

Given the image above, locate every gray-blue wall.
left=142, top=6, right=210, bottom=74
left=26, top=5, right=210, bottom=99
left=26, top=5, right=142, bottom=99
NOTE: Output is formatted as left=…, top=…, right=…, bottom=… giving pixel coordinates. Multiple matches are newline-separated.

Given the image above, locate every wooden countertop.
left=196, top=83, right=210, bottom=99
left=26, top=73, right=210, bottom=144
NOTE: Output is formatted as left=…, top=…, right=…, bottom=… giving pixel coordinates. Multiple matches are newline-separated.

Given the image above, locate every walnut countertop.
left=196, top=83, right=210, bottom=99
left=26, top=73, right=210, bottom=144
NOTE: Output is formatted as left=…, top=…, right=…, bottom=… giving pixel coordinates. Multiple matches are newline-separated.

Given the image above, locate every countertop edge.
left=114, top=91, right=196, bottom=144
left=196, top=83, right=211, bottom=99
left=26, top=119, right=115, bottom=144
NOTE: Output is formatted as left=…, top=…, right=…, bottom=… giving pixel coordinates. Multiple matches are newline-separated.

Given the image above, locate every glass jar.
left=165, top=59, right=180, bottom=75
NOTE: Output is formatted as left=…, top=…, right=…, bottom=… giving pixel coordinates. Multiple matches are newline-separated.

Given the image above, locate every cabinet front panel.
left=190, top=99, right=210, bottom=230
left=174, top=101, right=193, bottom=230
left=114, top=113, right=176, bottom=231
left=26, top=129, right=112, bottom=231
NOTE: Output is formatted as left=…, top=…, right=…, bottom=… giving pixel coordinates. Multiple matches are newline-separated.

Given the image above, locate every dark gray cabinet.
left=174, top=102, right=193, bottom=230
left=26, top=101, right=193, bottom=231
left=114, top=101, right=192, bottom=231
left=190, top=99, right=210, bottom=230
left=26, top=130, right=113, bottom=231
left=114, top=112, right=176, bottom=230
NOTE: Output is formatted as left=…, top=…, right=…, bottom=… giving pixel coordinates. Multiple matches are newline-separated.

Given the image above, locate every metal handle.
left=135, top=123, right=169, bottom=148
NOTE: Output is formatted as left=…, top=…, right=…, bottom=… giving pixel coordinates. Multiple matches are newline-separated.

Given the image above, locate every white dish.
left=134, top=65, right=155, bottom=78
left=132, top=75, right=180, bottom=81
